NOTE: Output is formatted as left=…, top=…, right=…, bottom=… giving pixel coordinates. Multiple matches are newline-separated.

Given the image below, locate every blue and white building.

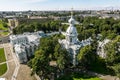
left=9, top=31, right=45, bottom=63
left=59, top=11, right=92, bottom=66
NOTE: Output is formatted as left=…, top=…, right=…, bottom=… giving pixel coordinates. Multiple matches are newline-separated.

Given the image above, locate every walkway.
left=0, top=59, right=14, bottom=65
left=0, top=43, right=16, bottom=80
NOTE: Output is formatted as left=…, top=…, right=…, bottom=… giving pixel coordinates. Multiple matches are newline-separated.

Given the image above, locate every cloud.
left=25, top=0, right=47, bottom=3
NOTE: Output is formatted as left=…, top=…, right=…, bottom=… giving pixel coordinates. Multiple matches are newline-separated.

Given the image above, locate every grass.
left=0, top=63, right=7, bottom=76
left=56, top=72, right=102, bottom=80
left=0, top=31, right=9, bottom=35
left=0, top=20, right=8, bottom=31
left=73, top=77, right=101, bottom=80
left=0, top=48, right=6, bottom=63
left=0, top=32, right=9, bottom=37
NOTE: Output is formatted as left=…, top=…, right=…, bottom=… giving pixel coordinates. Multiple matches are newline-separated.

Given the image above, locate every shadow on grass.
left=88, top=58, right=115, bottom=76
left=56, top=72, right=101, bottom=80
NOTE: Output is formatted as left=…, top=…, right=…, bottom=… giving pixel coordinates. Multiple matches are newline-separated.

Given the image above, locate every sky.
left=0, top=0, right=120, bottom=11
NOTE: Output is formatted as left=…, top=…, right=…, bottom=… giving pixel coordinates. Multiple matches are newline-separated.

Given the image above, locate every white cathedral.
left=59, top=11, right=92, bottom=66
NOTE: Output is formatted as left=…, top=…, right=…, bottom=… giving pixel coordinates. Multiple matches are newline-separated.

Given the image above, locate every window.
left=70, top=38, right=72, bottom=42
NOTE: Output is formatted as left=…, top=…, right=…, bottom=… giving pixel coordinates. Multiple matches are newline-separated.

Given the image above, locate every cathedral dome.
left=68, top=17, right=75, bottom=25
left=66, top=26, right=77, bottom=36
left=66, top=11, right=77, bottom=36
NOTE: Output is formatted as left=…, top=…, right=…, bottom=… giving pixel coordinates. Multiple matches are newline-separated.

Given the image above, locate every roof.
left=49, top=61, right=57, bottom=67
left=9, top=35, right=27, bottom=41
left=14, top=44, right=25, bottom=54
left=68, top=16, right=76, bottom=25
left=66, top=26, right=78, bottom=36
left=27, top=35, right=39, bottom=42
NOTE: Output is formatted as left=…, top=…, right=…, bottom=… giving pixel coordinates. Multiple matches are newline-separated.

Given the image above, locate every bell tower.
left=66, top=8, right=78, bottom=45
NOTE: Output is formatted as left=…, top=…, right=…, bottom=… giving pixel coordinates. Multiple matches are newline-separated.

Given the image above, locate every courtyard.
left=0, top=43, right=36, bottom=80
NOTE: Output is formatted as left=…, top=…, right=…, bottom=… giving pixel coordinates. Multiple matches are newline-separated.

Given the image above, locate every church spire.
left=71, top=7, right=73, bottom=18
left=68, top=8, right=75, bottom=25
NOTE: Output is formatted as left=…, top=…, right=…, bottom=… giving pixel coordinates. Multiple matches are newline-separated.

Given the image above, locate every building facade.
left=10, top=31, right=45, bottom=63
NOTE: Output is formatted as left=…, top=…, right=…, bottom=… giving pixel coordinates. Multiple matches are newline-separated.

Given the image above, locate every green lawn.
left=73, top=77, right=101, bottom=80
left=0, top=48, right=6, bottom=63
left=0, top=21, right=8, bottom=31
left=0, top=63, right=7, bottom=76
left=56, top=72, right=102, bottom=80
left=0, top=31, right=9, bottom=36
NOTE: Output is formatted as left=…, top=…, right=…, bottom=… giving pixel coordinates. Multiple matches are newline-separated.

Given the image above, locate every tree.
left=30, top=49, right=49, bottom=79
left=28, top=35, right=71, bottom=79
left=104, top=36, right=120, bottom=76
left=77, top=45, right=97, bottom=68
left=54, top=43, right=71, bottom=71
left=105, top=36, right=120, bottom=65
left=112, top=64, right=120, bottom=77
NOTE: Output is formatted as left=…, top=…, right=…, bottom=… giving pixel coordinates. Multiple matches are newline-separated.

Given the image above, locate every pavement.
left=0, top=59, right=14, bottom=65
left=100, top=75, right=120, bottom=80
left=9, top=44, right=20, bottom=80
left=0, top=43, right=20, bottom=80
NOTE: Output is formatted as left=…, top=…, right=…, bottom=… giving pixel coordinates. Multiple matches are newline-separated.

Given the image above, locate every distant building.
left=28, top=16, right=48, bottom=19
left=97, top=39, right=110, bottom=58
left=8, top=18, right=18, bottom=28
left=10, top=31, right=45, bottom=63
left=59, top=11, right=92, bottom=66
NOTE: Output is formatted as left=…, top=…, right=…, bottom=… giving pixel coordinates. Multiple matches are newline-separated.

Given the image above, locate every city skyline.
left=0, top=0, right=120, bottom=11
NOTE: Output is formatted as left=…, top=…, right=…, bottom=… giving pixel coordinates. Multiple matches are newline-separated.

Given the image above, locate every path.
left=0, top=59, right=14, bottom=65
left=9, top=44, right=20, bottom=80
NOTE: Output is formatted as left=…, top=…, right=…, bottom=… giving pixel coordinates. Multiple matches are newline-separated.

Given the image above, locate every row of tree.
left=13, top=20, right=63, bottom=34
left=76, top=17, right=120, bottom=40
left=13, top=16, right=120, bottom=41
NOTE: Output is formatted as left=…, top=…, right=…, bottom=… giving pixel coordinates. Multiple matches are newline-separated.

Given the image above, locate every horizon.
left=0, top=0, right=120, bottom=11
